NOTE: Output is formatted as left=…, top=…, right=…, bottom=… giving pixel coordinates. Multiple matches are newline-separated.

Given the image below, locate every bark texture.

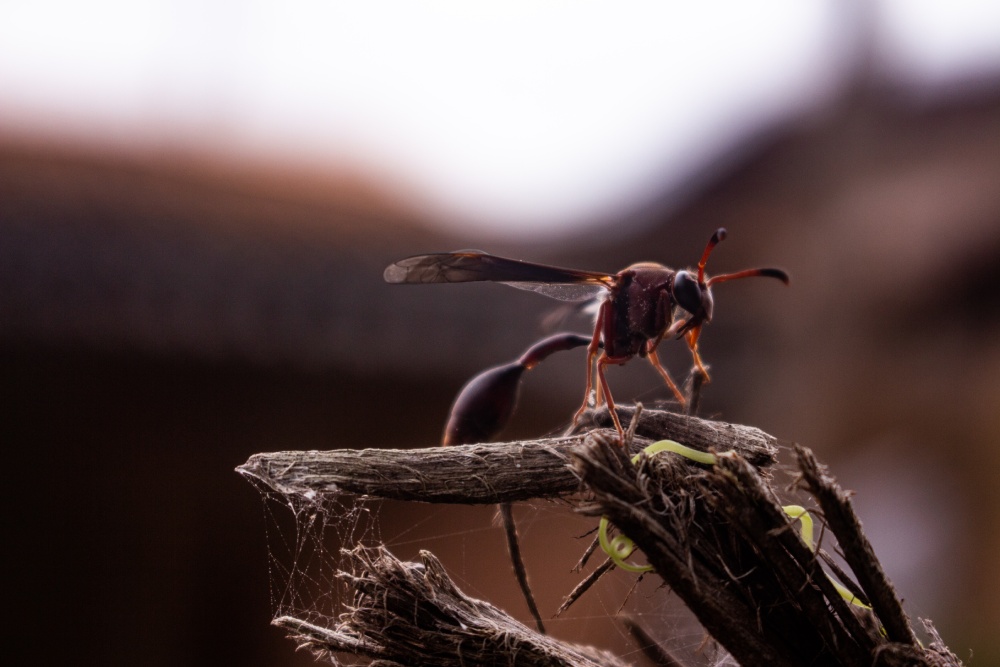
left=274, top=547, right=628, bottom=667
left=240, top=407, right=962, bottom=667
left=237, top=407, right=778, bottom=504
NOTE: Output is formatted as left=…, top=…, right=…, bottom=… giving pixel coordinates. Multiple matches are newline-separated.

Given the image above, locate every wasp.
left=385, top=228, right=788, bottom=441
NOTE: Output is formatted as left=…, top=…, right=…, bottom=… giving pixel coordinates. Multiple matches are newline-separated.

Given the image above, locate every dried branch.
left=570, top=432, right=963, bottom=667
left=237, top=408, right=778, bottom=504
left=275, top=546, right=629, bottom=667
left=795, top=444, right=921, bottom=646
left=242, top=407, right=963, bottom=667
left=555, top=558, right=615, bottom=617
left=571, top=437, right=794, bottom=667
left=706, top=452, right=874, bottom=665
left=583, top=405, right=778, bottom=468
left=498, top=502, right=546, bottom=633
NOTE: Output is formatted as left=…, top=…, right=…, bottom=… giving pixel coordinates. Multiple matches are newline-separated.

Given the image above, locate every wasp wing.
left=503, top=282, right=607, bottom=302
left=384, top=251, right=614, bottom=302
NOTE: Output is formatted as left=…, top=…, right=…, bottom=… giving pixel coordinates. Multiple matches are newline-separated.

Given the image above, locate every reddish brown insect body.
left=385, top=228, right=788, bottom=443
left=442, top=332, right=592, bottom=446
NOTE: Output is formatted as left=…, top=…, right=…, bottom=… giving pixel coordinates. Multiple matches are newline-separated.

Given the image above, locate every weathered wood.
left=274, top=547, right=630, bottom=667
left=584, top=405, right=779, bottom=468
left=570, top=433, right=964, bottom=667
left=239, top=432, right=631, bottom=504
left=241, top=406, right=963, bottom=666
left=706, top=452, right=875, bottom=666
left=571, top=435, right=798, bottom=667
left=237, top=408, right=779, bottom=504
left=796, top=444, right=921, bottom=647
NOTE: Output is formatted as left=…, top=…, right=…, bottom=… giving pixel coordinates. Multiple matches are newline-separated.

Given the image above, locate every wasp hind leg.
left=571, top=303, right=608, bottom=429
left=595, top=354, right=630, bottom=443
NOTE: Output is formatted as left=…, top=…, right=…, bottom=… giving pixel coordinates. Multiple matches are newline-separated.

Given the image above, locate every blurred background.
left=3, top=1, right=1000, bottom=665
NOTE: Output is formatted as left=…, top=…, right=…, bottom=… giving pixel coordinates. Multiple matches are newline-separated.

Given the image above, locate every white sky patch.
left=874, top=0, right=1000, bottom=87
left=1, top=1, right=999, bottom=236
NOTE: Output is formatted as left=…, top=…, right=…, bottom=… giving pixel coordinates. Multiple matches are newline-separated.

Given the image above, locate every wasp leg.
left=571, top=301, right=608, bottom=428
left=685, top=325, right=711, bottom=382
left=595, top=353, right=628, bottom=443
left=646, top=345, right=688, bottom=407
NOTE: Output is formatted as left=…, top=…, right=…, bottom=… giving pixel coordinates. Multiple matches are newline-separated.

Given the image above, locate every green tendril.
left=783, top=504, right=815, bottom=549
left=631, top=439, right=718, bottom=466
left=782, top=505, right=871, bottom=610
left=599, top=440, right=714, bottom=573
left=598, top=516, right=654, bottom=573
left=598, top=441, right=875, bottom=613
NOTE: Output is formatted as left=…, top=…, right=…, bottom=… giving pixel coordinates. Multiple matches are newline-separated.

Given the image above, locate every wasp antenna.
left=697, top=228, right=728, bottom=284
left=707, top=267, right=789, bottom=287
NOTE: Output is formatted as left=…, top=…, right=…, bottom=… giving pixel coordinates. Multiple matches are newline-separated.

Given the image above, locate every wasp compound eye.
left=672, top=270, right=704, bottom=316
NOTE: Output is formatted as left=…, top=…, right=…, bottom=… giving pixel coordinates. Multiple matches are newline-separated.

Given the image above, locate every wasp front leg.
left=645, top=345, right=687, bottom=407
left=685, top=325, right=711, bottom=382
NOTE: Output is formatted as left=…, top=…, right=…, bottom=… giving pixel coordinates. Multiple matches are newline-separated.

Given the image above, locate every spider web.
left=253, top=481, right=384, bottom=629
left=248, top=472, right=749, bottom=667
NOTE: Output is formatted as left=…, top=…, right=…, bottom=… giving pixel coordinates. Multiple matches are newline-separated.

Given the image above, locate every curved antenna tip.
left=761, top=268, right=790, bottom=285
left=707, top=267, right=790, bottom=287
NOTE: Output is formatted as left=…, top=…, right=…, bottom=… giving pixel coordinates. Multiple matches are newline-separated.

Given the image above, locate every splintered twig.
left=275, top=547, right=629, bottom=667
left=238, top=408, right=779, bottom=503
left=796, top=444, right=920, bottom=646
left=556, top=558, right=615, bottom=617
left=241, top=408, right=963, bottom=667
left=581, top=405, right=777, bottom=468
left=498, top=501, right=546, bottom=633
left=569, top=432, right=963, bottom=667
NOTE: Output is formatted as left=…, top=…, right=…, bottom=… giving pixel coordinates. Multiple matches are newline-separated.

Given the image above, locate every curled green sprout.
left=598, top=442, right=872, bottom=612
left=598, top=515, right=653, bottom=573
left=598, top=440, right=714, bottom=572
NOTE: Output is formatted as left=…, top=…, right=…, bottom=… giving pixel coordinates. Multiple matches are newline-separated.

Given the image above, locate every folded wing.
left=384, top=251, right=614, bottom=302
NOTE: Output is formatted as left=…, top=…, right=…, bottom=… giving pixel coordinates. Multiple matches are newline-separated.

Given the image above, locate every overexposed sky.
left=2, top=0, right=999, bottom=236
